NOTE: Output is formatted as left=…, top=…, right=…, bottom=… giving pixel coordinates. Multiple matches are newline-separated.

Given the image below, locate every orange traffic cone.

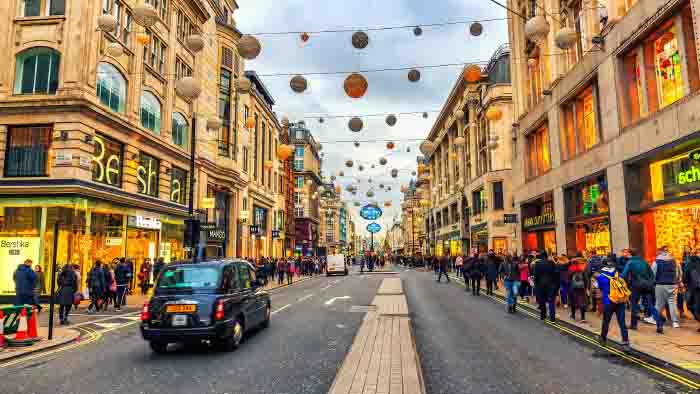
left=0, top=310, right=6, bottom=348
left=27, top=306, right=38, bottom=339
left=14, top=307, right=29, bottom=341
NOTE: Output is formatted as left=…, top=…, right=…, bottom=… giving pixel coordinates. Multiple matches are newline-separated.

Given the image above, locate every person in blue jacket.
left=14, top=259, right=37, bottom=306
left=597, top=257, right=630, bottom=350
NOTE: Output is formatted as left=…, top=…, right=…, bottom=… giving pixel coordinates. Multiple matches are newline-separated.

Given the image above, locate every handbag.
left=73, top=292, right=83, bottom=305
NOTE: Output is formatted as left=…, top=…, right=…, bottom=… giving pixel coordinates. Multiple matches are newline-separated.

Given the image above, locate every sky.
left=236, top=0, right=509, bottom=238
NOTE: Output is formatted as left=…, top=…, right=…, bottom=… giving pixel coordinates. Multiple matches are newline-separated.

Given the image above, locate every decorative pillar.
left=607, top=163, right=630, bottom=254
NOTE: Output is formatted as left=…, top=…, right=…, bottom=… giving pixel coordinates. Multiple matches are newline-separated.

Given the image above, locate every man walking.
left=598, top=259, right=631, bottom=349
left=485, top=250, right=500, bottom=296
left=621, top=248, right=656, bottom=330
left=114, top=259, right=131, bottom=310
left=503, top=255, right=521, bottom=313
left=533, top=251, right=559, bottom=322
left=470, top=253, right=484, bottom=296
left=14, top=259, right=37, bottom=306
left=652, top=246, right=681, bottom=333
left=437, top=255, right=450, bottom=283
left=461, top=254, right=471, bottom=292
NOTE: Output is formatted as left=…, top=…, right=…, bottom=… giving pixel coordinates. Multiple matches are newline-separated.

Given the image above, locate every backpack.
left=571, top=272, right=585, bottom=289
left=602, top=272, right=631, bottom=304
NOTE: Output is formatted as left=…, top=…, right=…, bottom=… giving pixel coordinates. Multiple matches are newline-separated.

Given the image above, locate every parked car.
left=140, top=259, right=271, bottom=353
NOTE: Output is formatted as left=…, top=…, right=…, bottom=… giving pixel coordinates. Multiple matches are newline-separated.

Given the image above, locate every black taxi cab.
left=140, top=259, right=271, bottom=353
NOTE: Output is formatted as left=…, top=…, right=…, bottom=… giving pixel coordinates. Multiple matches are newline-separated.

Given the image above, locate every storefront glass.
left=565, top=174, right=611, bottom=255
left=0, top=207, right=42, bottom=295
left=521, top=194, right=557, bottom=254
left=161, top=222, right=185, bottom=262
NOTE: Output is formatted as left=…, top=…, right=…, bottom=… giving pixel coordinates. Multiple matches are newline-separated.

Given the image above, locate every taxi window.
left=157, top=266, right=220, bottom=289
left=221, top=265, right=235, bottom=291
left=239, top=264, right=251, bottom=289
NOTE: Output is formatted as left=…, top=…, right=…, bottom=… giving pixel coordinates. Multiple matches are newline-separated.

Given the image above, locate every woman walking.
left=33, top=264, right=45, bottom=313
left=57, top=264, right=78, bottom=325
left=87, top=260, right=106, bottom=314
left=568, top=257, right=588, bottom=322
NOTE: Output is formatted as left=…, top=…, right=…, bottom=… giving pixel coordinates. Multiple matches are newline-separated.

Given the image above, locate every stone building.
left=289, top=121, right=321, bottom=256
left=508, top=0, right=700, bottom=261
left=319, top=183, right=348, bottom=255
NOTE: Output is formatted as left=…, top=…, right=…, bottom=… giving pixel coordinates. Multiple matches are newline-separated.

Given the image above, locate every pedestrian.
left=503, top=255, right=521, bottom=313
left=138, top=258, right=152, bottom=296
left=14, top=259, right=37, bottom=306
left=72, top=264, right=82, bottom=310
left=114, top=258, right=131, bottom=310
left=621, top=248, right=656, bottom=330
left=556, top=255, right=571, bottom=307
left=533, top=251, right=558, bottom=322
left=103, top=262, right=116, bottom=311
left=152, top=257, right=165, bottom=283
left=586, top=250, right=604, bottom=313
left=518, top=257, right=531, bottom=302
left=87, top=260, right=107, bottom=313
left=33, top=264, right=45, bottom=312
left=286, top=259, right=293, bottom=285
left=485, top=250, right=500, bottom=296
left=652, top=246, right=681, bottom=333
left=57, top=263, right=78, bottom=325
left=683, top=251, right=700, bottom=331
left=597, top=258, right=631, bottom=349
left=470, top=253, right=484, bottom=296
left=568, top=257, right=588, bottom=322
left=360, top=257, right=365, bottom=274
left=277, top=259, right=286, bottom=285
left=437, top=255, right=450, bottom=283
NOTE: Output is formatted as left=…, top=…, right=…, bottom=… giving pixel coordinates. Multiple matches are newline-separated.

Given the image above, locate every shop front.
left=471, top=222, right=488, bottom=253
left=626, top=133, right=700, bottom=263
left=564, top=173, right=611, bottom=255
left=0, top=196, right=186, bottom=298
left=253, top=206, right=269, bottom=258
left=521, top=192, right=557, bottom=255
left=201, top=222, right=226, bottom=258
left=204, top=186, right=232, bottom=258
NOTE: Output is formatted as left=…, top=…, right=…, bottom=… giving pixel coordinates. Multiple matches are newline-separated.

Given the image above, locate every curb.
left=265, top=275, right=318, bottom=293
left=442, top=273, right=700, bottom=384
left=0, top=328, right=80, bottom=364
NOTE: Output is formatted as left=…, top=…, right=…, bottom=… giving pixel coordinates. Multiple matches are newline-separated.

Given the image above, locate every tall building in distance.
left=289, top=121, right=322, bottom=256
left=319, top=182, right=348, bottom=255
left=401, top=179, right=423, bottom=256
left=508, top=0, right=700, bottom=261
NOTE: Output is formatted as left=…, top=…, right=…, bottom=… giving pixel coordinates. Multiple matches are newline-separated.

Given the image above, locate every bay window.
left=525, top=124, right=550, bottom=179
left=560, top=83, right=600, bottom=161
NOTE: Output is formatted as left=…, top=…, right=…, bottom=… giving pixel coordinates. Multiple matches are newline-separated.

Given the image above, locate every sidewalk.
left=446, top=272, right=700, bottom=375
left=0, top=325, right=80, bottom=363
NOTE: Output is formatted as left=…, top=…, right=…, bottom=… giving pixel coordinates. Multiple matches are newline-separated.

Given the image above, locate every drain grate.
left=349, top=305, right=377, bottom=313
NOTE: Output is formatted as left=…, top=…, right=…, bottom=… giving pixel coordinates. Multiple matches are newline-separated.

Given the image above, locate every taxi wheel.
left=221, top=319, right=244, bottom=351
left=261, top=304, right=271, bottom=328
left=149, top=341, right=169, bottom=354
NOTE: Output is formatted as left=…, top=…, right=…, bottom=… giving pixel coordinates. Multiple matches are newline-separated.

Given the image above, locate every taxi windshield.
left=157, top=266, right=220, bottom=290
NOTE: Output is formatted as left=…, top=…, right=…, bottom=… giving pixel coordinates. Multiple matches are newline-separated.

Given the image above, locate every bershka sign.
left=128, top=216, right=162, bottom=230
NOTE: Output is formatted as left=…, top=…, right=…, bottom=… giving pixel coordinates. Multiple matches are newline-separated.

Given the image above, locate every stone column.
left=607, top=163, right=630, bottom=254
left=553, top=186, right=567, bottom=255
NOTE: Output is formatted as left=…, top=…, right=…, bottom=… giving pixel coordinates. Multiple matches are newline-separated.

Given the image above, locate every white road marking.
left=324, top=296, right=351, bottom=306
left=271, top=304, right=291, bottom=315
left=297, top=294, right=314, bottom=302
left=336, top=324, right=345, bottom=328
left=320, top=284, right=332, bottom=291
left=93, top=322, right=125, bottom=329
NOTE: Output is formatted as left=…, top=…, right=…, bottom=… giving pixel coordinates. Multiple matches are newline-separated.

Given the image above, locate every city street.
left=2, top=267, right=696, bottom=394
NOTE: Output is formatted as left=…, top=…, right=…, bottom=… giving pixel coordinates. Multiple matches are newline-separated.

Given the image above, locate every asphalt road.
left=2, top=271, right=384, bottom=394
left=400, top=267, right=694, bottom=394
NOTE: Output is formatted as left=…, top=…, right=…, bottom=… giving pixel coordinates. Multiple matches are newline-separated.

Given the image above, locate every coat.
left=532, top=259, right=559, bottom=291
left=469, top=258, right=484, bottom=278
left=14, top=264, right=37, bottom=296
left=87, top=266, right=107, bottom=296
left=57, top=268, right=78, bottom=306
left=485, top=254, right=500, bottom=281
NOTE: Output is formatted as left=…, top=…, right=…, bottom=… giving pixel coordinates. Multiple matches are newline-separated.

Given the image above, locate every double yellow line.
left=447, top=274, right=700, bottom=389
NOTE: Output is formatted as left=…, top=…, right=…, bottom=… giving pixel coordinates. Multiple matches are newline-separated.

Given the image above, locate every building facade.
left=318, top=183, right=348, bottom=255
left=289, top=121, right=321, bottom=256
left=508, top=0, right=700, bottom=262
left=401, top=179, right=423, bottom=256
left=0, top=0, right=251, bottom=298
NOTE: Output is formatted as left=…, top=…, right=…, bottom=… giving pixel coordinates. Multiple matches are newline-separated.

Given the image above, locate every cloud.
left=235, top=0, right=507, bottom=239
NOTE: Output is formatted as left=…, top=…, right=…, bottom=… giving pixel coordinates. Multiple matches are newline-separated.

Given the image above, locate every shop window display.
left=0, top=207, right=43, bottom=295
left=653, top=207, right=700, bottom=262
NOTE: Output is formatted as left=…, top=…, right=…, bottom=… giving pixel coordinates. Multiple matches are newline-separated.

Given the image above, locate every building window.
left=253, top=114, right=259, bottom=180
left=143, top=32, right=166, bottom=74
left=137, top=152, right=159, bottom=197
left=243, top=147, right=249, bottom=172
left=22, top=0, right=64, bottom=16
left=296, top=176, right=304, bottom=189
left=140, top=91, right=161, bottom=133
left=14, top=47, right=60, bottom=95
left=96, top=62, right=126, bottom=113
left=221, top=46, right=233, bottom=69
left=4, top=126, right=51, bottom=177
left=261, top=121, right=266, bottom=184
left=525, top=124, right=550, bottom=179
left=476, top=116, right=489, bottom=176
left=560, top=83, right=600, bottom=161
left=170, top=167, right=188, bottom=204
left=175, top=58, right=192, bottom=79
left=145, top=0, right=167, bottom=20
left=218, top=69, right=231, bottom=157
left=176, top=9, right=194, bottom=42
left=620, top=5, right=699, bottom=126
left=92, top=134, right=123, bottom=187
left=103, top=1, right=132, bottom=46
left=294, top=146, right=304, bottom=171
left=172, top=112, right=188, bottom=149
left=493, top=181, right=504, bottom=211
left=472, top=188, right=486, bottom=216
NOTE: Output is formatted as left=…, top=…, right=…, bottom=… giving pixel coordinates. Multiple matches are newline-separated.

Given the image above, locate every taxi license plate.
left=172, top=314, right=188, bottom=327
left=166, top=304, right=197, bottom=313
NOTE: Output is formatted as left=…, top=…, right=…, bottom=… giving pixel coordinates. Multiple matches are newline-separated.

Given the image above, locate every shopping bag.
left=83, top=287, right=90, bottom=300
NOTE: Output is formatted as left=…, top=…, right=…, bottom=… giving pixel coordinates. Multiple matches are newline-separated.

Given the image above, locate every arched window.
left=14, top=47, right=60, bottom=95
left=96, top=62, right=127, bottom=113
left=172, top=112, right=188, bottom=149
left=140, top=91, right=161, bottom=133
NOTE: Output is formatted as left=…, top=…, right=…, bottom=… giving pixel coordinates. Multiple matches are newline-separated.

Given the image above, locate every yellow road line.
left=446, top=274, right=700, bottom=389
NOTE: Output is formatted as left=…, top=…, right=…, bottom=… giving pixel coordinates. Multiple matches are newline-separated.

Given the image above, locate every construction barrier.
left=6, top=307, right=39, bottom=347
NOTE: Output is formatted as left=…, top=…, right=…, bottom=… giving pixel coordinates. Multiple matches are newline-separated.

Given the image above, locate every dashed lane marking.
left=271, top=304, right=291, bottom=315
left=297, top=294, right=314, bottom=303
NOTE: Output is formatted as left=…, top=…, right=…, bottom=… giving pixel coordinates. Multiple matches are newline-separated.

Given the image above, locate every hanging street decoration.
left=352, top=31, right=370, bottom=49
left=379, top=157, right=388, bottom=165
left=367, top=222, right=382, bottom=234
left=344, top=73, right=368, bottom=99
left=354, top=141, right=361, bottom=148
left=387, top=141, right=395, bottom=149
left=319, top=117, right=324, bottom=123
left=525, top=15, right=550, bottom=46
left=360, top=204, right=383, bottom=220
left=386, top=114, right=397, bottom=126
left=358, top=165, right=365, bottom=171
left=348, top=117, right=363, bottom=132
left=464, top=64, right=481, bottom=82
left=469, top=22, right=483, bottom=36
left=132, top=4, right=159, bottom=27
left=239, top=35, right=262, bottom=60
left=345, top=160, right=354, bottom=168
left=408, top=69, right=421, bottom=82
left=300, top=32, right=311, bottom=44
left=422, top=112, right=429, bottom=119
left=290, top=75, right=308, bottom=93
left=413, top=26, right=423, bottom=36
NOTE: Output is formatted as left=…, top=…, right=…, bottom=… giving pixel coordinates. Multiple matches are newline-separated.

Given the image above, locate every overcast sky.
left=236, top=0, right=508, bottom=239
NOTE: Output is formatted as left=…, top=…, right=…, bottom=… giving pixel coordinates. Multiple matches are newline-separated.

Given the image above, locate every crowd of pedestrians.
left=420, top=246, right=700, bottom=349
left=254, top=256, right=327, bottom=286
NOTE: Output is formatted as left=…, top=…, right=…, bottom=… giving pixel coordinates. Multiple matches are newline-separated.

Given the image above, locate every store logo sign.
left=92, top=135, right=122, bottom=187
left=523, top=212, right=555, bottom=228
left=677, top=166, right=700, bottom=186
left=130, top=216, right=162, bottom=230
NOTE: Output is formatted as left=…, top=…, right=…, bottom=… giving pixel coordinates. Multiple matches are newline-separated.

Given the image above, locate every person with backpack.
left=437, top=255, right=450, bottom=283
left=586, top=250, right=605, bottom=312
left=597, top=258, right=630, bottom=349
left=683, top=252, right=700, bottom=331
left=533, top=251, right=559, bottom=322
left=621, top=248, right=657, bottom=330
left=652, top=246, right=681, bottom=333
left=503, top=255, right=521, bottom=313
left=568, top=257, right=588, bottom=322
left=114, top=259, right=131, bottom=310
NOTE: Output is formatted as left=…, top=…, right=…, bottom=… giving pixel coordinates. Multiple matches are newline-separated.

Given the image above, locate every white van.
left=326, top=254, right=348, bottom=276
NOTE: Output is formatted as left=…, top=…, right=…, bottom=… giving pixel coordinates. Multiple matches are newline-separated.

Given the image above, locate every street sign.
left=360, top=204, right=383, bottom=220
left=367, top=222, right=382, bottom=233
left=272, top=229, right=280, bottom=238
left=503, top=214, right=518, bottom=224
left=249, top=224, right=260, bottom=235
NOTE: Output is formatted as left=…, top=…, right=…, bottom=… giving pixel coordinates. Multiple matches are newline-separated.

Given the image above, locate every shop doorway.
left=126, top=228, right=159, bottom=290
left=492, top=237, right=508, bottom=254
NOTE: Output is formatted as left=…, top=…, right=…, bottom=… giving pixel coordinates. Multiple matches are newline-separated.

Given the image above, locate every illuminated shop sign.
left=170, top=167, right=188, bottom=204
left=360, top=204, right=383, bottom=221
left=523, top=202, right=555, bottom=229
left=366, top=222, right=382, bottom=233
left=137, top=153, right=160, bottom=197
left=652, top=148, right=700, bottom=201
left=92, top=135, right=123, bottom=187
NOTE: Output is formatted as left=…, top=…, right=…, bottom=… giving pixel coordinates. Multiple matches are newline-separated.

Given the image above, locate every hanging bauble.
left=175, top=77, right=202, bottom=100
left=330, top=175, right=336, bottom=182
left=367, top=190, right=375, bottom=198
left=454, top=136, right=466, bottom=146
left=387, top=186, right=392, bottom=191
left=368, top=178, right=373, bottom=183
left=136, top=32, right=151, bottom=46
left=391, top=169, right=399, bottom=178
left=351, top=31, right=369, bottom=49
left=386, top=114, right=397, bottom=126
left=411, top=171, right=417, bottom=176
left=379, top=184, right=384, bottom=189
left=348, top=117, right=363, bottom=132
left=464, top=64, right=481, bottom=82
left=300, top=32, right=311, bottom=44
left=97, top=14, right=119, bottom=33
left=379, top=157, right=387, bottom=166
left=525, top=15, right=550, bottom=45
left=319, top=117, right=324, bottom=124
left=469, top=22, right=483, bottom=36
left=408, top=69, right=421, bottom=82
left=485, top=107, right=503, bottom=121
left=335, top=185, right=342, bottom=194
left=386, top=141, right=395, bottom=150
left=371, top=164, right=375, bottom=169
left=239, top=35, right=262, bottom=60
left=245, top=117, right=256, bottom=130
left=354, top=201, right=361, bottom=207
left=358, top=165, right=364, bottom=172
left=185, top=34, right=206, bottom=53
left=105, top=42, right=124, bottom=57
left=400, top=185, right=407, bottom=193
left=281, top=117, right=290, bottom=127
left=422, top=112, right=429, bottom=119
left=406, top=147, right=411, bottom=152
left=235, top=76, right=252, bottom=93
left=455, top=109, right=465, bottom=121
left=290, top=75, right=308, bottom=93
left=277, top=144, right=294, bottom=160
left=339, top=171, right=345, bottom=177
left=420, top=140, right=435, bottom=155
left=344, top=73, right=368, bottom=99
left=207, top=118, right=223, bottom=131
left=345, top=160, right=354, bottom=168
left=413, top=26, right=423, bottom=36
left=354, top=141, right=360, bottom=148
left=555, top=27, right=578, bottom=50
left=132, top=4, right=159, bottom=27
left=384, top=201, right=392, bottom=208
left=318, top=144, right=323, bottom=151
